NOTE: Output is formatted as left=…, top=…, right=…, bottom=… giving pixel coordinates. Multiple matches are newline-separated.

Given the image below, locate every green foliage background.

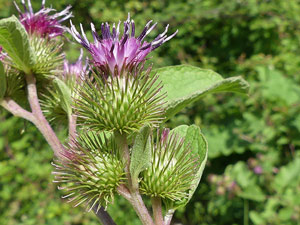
left=1, top=0, right=300, bottom=224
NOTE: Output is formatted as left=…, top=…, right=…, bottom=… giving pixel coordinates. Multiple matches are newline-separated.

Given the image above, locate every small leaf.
left=249, top=211, right=266, bottom=225
left=0, top=16, right=34, bottom=73
left=169, top=125, right=208, bottom=206
left=130, top=125, right=151, bottom=184
left=154, top=65, right=249, bottom=119
left=0, top=61, right=6, bottom=99
left=54, top=78, right=72, bottom=116
left=238, top=185, right=266, bottom=202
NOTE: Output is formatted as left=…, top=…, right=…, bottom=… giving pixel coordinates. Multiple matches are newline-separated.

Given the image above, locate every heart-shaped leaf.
left=154, top=65, right=249, bottom=119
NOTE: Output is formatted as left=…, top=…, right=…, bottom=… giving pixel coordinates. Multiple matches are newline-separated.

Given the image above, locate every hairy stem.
left=25, top=73, right=117, bottom=224
left=151, top=197, right=164, bottom=225
left=116, top=132, right=154, bottom=225
left=130, top=192, right=155, bottom=225
left=117, top=184, right=132, bottom=201
left=92, top=204, right=117, bottom=225
left=1, top=98, right=35, bottom=123
left=25, top=73, right=65, bottom=158
left=0, top=72, right=117, bottom=225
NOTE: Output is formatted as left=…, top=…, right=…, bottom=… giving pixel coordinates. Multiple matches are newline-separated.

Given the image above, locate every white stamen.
left=13, top=1, right=22, bottom=14
left=160, top=24, right=169, bottom=37
left=145, top=22, right=157, bottom=37
left=163, top=29, right=178, bottom=43
left=80, top=23, right=89, bottom=45
left=70, top=21, right=83, bottom=44
left=27, top=0, right=33, bottom=14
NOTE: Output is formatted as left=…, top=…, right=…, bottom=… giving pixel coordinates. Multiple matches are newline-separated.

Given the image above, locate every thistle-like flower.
left=70, top=14, right=178, bottom=77
left=75, top=65, right=166, bottom=134
left=14, top=0, right=72, bottom=38
left=52, top=132, right=125, bottom=210
left=140, top=129, right=200, bottom=202
left=63, top=49, right=89, bottom=81
left=40, top=51, right=89, bottom=126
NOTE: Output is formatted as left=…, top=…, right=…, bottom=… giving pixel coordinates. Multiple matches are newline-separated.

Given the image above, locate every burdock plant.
left=0, top=1, right=249, bottom=225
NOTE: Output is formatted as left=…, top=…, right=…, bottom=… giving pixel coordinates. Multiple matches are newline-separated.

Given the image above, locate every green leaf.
left=250, top=211, right=266, bottom=225
left=238, top=185, right=266, bottom=202
left=54, top=78, right=72, bottom=116
left=278, top=207, right=293, bottom=221
left=155, top=65, right=249, bottom=119
left=272, top=156, right=300, bottom=193
left=230, top=161, right=256, bottom=188
left=0, top=61, right=6, bottom=99
left=170, top=125, right=208, bottom=205
left=0, top=16, right=34, bottom=73
left=130, top=125, right=152, bottom=184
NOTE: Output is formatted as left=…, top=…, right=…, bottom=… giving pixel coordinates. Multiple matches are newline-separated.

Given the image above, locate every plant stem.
left=92, top=204, right=117, bottom=225
left=25, top=72, right=65, bottom=158
left=116, top=132, right=154, bottom=225
left=244, top=199, right=249, bottom=225
left=117, top=185, right=132, bottom=201
left=151, top=197, right=164, bottom=225
left=25, top=73, right=118, bottom=224
left=1, top=98, right=35, bottom=123
left=130, top=192, right=155, bottom=225
left=164, top=209, right=174, bottom=225
left=0, top=72, right=117, bottom=225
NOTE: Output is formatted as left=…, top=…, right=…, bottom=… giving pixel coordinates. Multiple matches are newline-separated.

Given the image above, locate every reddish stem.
left=25, top=72, right=65, bottom=158
left=151, top=197, right=164, bottom=225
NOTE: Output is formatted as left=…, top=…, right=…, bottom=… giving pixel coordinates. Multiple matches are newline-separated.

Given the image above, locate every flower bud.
left=140, top=130, right=200, bottom=202
left=30, top=36, right=64, bottom=77
left=52, top=131, right=125, bottom=209
left=75, top=66, right=166, bottom=134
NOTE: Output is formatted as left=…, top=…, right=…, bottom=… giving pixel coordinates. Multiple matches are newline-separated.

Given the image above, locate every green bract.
left=30, top=36, right=64, bottom=77
left=52, top=131, right=125, bottom=210
left=140, top=129, right=200, bottom=202
left=166, top=125, right=208, bottom=209
left=75, top=69, right=166, bottom=134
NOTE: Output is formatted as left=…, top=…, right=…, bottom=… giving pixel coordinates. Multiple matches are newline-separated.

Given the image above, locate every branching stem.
left=25, top=72, right=65, bottom=158
left=117, top=185, right=132, bottom=201
left=1, top=97, right=35, bottom=123
left=116, top=132, right=155, bottom=225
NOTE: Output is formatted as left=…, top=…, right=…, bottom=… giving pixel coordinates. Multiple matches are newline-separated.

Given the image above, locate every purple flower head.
left=63, top=49, right=89, bottom=81
left=14, top=0, right=72, bottom=38
left=70, top=13, right=178, bottom=77
left=253, top=166, right=263, bottom=175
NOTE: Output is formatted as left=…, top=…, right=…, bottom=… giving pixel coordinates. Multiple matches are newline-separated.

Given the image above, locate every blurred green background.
left=1, top=0, right=300, bottom=224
